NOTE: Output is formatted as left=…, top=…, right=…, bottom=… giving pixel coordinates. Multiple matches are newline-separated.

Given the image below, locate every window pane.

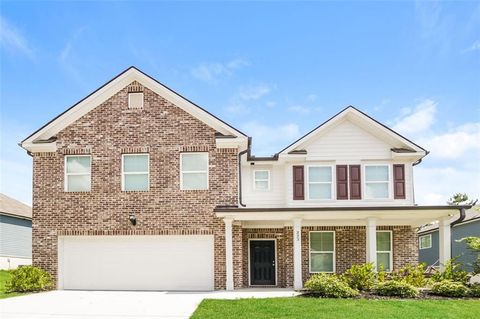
left=365, top=182, right=389, bottom=198
left=377, top=232, right=391, bottom=251
left=377, top=252, right=390, bottom=272
left=66, top=156, right=90, bottom=174
left=309, top=167, right=332, bottom=183
left=310, top=232, right=334, bottom=251
left=67, top=175, right=90, bottom=192
left=182, top=153, right=208, bottom=171
left=182, top=172, right=207, bottom=189
left=311, top=253, right=334, bottom=272
left=309, top=184, right=331, bottom=199
left=365, top=166, right=389, bottom=182
left=124, top=174, right=149, bottom=191
left=124, top=155, right=148, bottom=172
left=255, top=171, right=269, bottom=180
left=420, top=235, right=431, bottom=249
left=255, top=181, right=269, bottom=190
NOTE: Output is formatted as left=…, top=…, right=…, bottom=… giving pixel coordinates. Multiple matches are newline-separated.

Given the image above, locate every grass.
left=0, top=270, right=22, bottom=299
left=191, top=297, right=480, bottom=319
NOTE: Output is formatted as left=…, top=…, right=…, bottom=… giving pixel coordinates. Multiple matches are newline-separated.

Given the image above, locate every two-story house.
left=21, top=67, right=469, bottom=291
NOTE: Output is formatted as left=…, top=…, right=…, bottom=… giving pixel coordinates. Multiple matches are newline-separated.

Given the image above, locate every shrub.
left=305, top=274, right=359, bottom=298
left=431, top=259, right=469, bottom=284
left=430, top=280, right=469, bottom=297
left=392, top=263, right=427, bottom=287
left=374, top=280, right=418, bottom=298
left=5, top=266, right=53, bottom=293
left=343, top=263, right=376, bottom=291
left=468, top=284, right=480, bottom=297
left=377, top=264, right=387, bottom=283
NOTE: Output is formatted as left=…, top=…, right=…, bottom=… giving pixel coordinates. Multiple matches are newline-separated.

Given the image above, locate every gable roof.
left=21, top=66, right=247, bottom=152
left=278, top=105, right=428, bottom=156
left=0, top=193, right=32, bottom=220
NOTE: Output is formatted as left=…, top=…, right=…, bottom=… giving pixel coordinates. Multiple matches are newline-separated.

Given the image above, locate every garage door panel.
left=59, top=235, right=214, bottom=291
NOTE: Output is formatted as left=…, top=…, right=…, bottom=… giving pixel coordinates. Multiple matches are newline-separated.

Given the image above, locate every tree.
left=447, top=193, right=477, bottom=206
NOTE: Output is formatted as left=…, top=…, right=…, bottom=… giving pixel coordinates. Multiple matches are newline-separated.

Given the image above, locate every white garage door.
left=58, top=235, right=214, bottom=291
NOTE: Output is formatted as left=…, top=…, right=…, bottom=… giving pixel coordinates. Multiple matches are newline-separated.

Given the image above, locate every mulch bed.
left=300, top=290, right=480, bottom=300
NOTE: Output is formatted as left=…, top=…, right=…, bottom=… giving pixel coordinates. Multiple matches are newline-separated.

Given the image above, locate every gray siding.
left=419, top=220, right=480, bottom=272
left=0, top=215, right=32, bottom=258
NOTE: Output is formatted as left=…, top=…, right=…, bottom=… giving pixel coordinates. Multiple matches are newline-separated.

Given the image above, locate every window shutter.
left=393, top=164, right=406, bottom=199
left=336, top=165, right=348, bottom=200
left=293, top=165, right=304, bottom=200
left=349, top=165, right=361, bottom=199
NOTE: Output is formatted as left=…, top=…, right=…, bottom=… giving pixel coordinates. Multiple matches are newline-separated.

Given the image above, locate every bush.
left=468, top=284, right=480, bottom=297
left=305, top=274, right=359, bottom=298
left=392, top=263, right=427, bottom=287
left=5, top=266, right=53, bottom=292
left=431, top=259, right=469, bottom=284
left=430, top=280, right=469, bottom=297
left=374, top=280, right=418, bottom=298
left=343, top=263, right=376, bottom=291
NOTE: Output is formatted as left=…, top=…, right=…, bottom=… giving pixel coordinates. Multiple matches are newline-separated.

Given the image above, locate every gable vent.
left=127, top=81, right=144, bottom=109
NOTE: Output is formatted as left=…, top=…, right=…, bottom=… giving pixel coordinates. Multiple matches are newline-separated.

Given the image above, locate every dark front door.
left=250, top=240, right=276, bottom=285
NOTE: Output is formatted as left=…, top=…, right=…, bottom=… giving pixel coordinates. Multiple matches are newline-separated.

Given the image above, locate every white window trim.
left=309, top=231, right=336, bottom=273
left=121, top=153, right=150, bottom=192
left=180, top=152, right=209, bottom=190
left=363, top=164, right=392, bottom=200
left=376, top=230, right=393, bottom=272
left=306, top=165, right=334, bottom=200
left=419, top=234, right=432, bottom=250
left=253, top=169, right=271, bottom=191
left=64, top=155, right=92, bottom=192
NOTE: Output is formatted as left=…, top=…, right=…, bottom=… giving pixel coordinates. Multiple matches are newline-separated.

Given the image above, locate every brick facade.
left=32, top=82, right=238, bottom=289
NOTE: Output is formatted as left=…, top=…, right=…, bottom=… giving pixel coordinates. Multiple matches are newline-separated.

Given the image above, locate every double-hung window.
left=65, top=155, right=91, bottom=192
left=309, top=231, right=335, bottom=273
left=376, top=231, right=392, bottom=272
left=365, top=165, right=390, bottom=199
left=122, top=154, right=149, bottom=191
left=254, top=170, right=270, bottom=190
left=419, top=234, right=432, bottom=250
left=307, top=166, right=333, bottom=200
left=181, top=153, right=208, bottom=190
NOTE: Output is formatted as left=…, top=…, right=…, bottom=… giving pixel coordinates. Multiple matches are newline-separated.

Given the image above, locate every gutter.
left=450, top=207, right=467, bottom=227
left=413, top=150, right=430, bottom=166
left=237, top=137, right=251, bottom=207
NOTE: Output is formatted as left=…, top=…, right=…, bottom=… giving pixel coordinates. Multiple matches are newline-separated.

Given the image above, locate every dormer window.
left=128, top=92, right=144, bottom=109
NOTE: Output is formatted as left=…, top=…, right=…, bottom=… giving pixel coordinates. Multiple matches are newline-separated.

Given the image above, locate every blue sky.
left=1, top=1, right=479, bottom=205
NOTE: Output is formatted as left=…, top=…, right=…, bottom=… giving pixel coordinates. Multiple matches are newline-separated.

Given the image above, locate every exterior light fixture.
left=129, top=213, right=137, bottom=226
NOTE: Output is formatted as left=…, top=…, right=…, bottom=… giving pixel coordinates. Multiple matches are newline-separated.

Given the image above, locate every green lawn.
left=191, top=297, right=480, bottom=319
left=0, top=270, right=22, bottom=299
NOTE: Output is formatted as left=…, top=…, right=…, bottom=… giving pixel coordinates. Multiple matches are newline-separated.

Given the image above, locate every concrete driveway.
left=0, top=289, right=298, bottom=319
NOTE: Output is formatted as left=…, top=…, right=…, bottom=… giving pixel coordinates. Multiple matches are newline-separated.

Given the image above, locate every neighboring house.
left=0, top=193, right=32, bottom=269
left=418, top=208, right=480, bottom=272
left=20, top=67, right=469, bottom=291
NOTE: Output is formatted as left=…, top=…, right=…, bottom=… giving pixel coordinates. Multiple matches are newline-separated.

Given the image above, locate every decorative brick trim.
left=120, top=146, right=150, bottom=154
left=127, top=81, right=144, bottom=93
left=216, top=148, right=238, bottom=154
left=58, top=229, right=214, bottom=236
left=61, top=148, right=92, bottom=155
left=180, top=145, right=210, bottom=152
left=34, top=152, right=57, bottom=158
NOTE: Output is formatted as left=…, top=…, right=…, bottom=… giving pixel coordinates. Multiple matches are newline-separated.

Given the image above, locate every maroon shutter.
left=393, top=164, right=406, bottom=199
left=336, top=165, right=348, bottom=200
left=293, top=166, right=304, bottom=200
left=349, top=165, right=361, bottom=200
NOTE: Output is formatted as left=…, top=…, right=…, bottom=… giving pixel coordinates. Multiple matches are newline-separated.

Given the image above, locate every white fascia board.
left=391, top=151, right=425, bottom=161
left=21, top=142, right=57, bottom=153
left=216, top=137, right=248, bottom=150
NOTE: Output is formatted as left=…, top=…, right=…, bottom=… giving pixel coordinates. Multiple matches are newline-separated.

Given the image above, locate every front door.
left=250, top=240, right=276, bottom=285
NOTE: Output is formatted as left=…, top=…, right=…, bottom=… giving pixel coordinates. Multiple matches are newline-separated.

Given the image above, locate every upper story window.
left=122, top=154, right=149, bottom=191
left=307, top=166, right=333, bottom=200
left=365, top=165, right=390, bottom=199
left=376, top=231, right=392, bottom=272
left=253, top=170, right=270, bottom=191
left=181, top=153, right=208, bottom=190
left=419, top=234, right=432, bottom=250
left=309, top=231, right=335, bottom=273
left=65, top=155, right=91, bottom=192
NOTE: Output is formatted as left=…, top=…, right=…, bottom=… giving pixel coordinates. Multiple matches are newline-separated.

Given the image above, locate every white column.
left=439, top=218, right=451, bottom=271
left=224, top=217, right=234, bottom=291
left=293, top=218, right=303, bottom=290
left=366, top=218, right=377, bottom=270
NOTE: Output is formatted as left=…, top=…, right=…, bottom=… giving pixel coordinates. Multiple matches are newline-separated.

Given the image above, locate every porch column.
left=438, top=218, right=451, bottom=271
left=293, top=218, right=303, bottom=290
left=224, top=217, right=234, bottom=291
left=366, top=218, right=377, bottom=270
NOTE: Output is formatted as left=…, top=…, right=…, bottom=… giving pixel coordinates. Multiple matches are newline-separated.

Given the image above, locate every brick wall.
left=32, top=82, right=238, bottom=289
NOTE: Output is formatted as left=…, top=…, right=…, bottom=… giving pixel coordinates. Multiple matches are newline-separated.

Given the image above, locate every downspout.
left=238, top=137, right=251, bottom=207
left=450, top=207, right=467, bottom=227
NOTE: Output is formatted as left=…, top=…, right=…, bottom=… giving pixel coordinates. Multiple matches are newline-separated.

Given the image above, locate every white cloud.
left=0, top=15, right=34, bottom=59
left=392, top=99, right=437, bottom=135
left=462, top=40, right=480, bottom=53
left=237, top=84, right=271, bottom=101
left=225, top=84, right=272, bottom=115
left=241, top=121, right=301, bottom=156
left=191, top=58, right=249, bottom=83
left=288, top=105, right=311, bottom=114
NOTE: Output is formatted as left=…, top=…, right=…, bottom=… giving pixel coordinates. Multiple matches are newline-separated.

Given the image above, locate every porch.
left=215, top=205, right=468, bottom=290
